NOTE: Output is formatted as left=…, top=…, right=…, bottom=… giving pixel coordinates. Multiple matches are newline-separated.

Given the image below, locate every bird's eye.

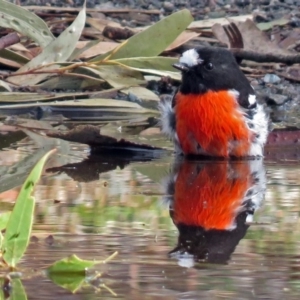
left=205, top=62, right=213, bottom=70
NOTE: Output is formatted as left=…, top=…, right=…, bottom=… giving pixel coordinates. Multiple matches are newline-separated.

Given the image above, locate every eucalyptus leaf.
left=38, top=75, right=103, bottom=90
left=2, top=149, right=56, bottom=267
left=0, top=92, right=92, bottom=103
left=0, top=49, right=29, bottom=65
left=91, top=9, right=193, bottom=61
left=257, top=18, right=290, bottom=31
left=69, top=39, right=100, bottom=61
left=112, top=56, right=178, bottom=72
left=48, top=272, right=86, bottom=293
left=48, top=254, right=101, bottom=274
left=10, top=279, right=27, bottom=300
left=0, top=80, right=11, bottom=92
left=47, top=254, right=105, bottom=293
left=8, top=6, right=86, bottom=86
left=94, top=65, right=145, bottom=89
left=0, top=212, right=11, bottom=231
left=0, top=0, right=54, bottom=48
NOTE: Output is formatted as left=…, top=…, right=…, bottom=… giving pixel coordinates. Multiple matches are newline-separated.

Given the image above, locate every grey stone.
left=266, top=94, right=289, bottom=105
left=263, top=74, right=281, bottom=84
left=163, top=1, right=174, bottom=11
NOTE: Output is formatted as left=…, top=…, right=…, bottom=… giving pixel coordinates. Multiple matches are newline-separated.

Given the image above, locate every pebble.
left=208, top=11, right=227, bottom=18
left=163, top=1, right=175, bottom=12
left=263, top=74, right=281, bottom=84
left=266, top=94, right=289, bottom=105
left=235, top=0, right=251, bottom=6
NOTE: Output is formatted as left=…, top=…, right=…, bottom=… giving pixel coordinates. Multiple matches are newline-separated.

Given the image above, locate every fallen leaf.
left=165, top=31, right=199, bottom=51
left=91, top=9, right=193, bottom=61
left=77, top=41, right=119, bottom=59
left=86, top=16, right=121, bottom=32
left=212, top=19, right=292, bottom=55
left=94, top=65, right=145, bottom=89
left=257, top=18, right=290, bottom=31
left=7, top=6, right=86, bottom=86
left=189, top=14, right=253, bottom=29
left=0, top=0, right=54, bottom=47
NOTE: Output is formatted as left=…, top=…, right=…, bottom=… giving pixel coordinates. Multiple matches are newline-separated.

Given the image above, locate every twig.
left=24, top=6, right=161, bottom=15
left=0, top=33, right=20, bottom=50
left=231, top=48, right=300, bottom=64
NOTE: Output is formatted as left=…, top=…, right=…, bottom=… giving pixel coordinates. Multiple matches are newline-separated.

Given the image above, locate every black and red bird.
left=159, top=47, right=269, bottom=158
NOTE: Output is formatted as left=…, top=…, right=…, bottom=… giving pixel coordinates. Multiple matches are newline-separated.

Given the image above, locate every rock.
left=235, top=0, right=250, bottom=6
left=263, top=74, right=281, bottom=84
left=208, top=11, right=227, bottom=18
left=266, top=94, right=289, bottom=106
left=163, top=1, right=174, bottom=11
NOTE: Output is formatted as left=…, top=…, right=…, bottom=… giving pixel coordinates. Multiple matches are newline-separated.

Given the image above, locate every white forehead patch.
left=179, top=49, right=202, bottom=67
left=248, top=94, right=256, bottom=105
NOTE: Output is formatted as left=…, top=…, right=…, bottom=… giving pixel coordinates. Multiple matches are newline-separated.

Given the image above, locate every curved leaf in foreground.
left=1, top=149, right=56, bottom=268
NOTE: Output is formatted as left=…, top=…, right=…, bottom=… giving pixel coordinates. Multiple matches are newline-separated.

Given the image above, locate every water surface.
left=0, top=126, right=300, bottom=300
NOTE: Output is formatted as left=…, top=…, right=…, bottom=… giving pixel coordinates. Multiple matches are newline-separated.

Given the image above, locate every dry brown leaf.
left=0, top=57, right=22, bottom=68
left=278, top=28, right=300, bottom=50
left=76, top=41, right=119, bottom=59
left=9, top=43, right=29, bottom=52
left=86, top=17, right=121, bottom=32
left=165, top=31, right=199, bottom=51
left=189, top=14, right=253, bottom=30
left=212, top=19, right=291, bottom=55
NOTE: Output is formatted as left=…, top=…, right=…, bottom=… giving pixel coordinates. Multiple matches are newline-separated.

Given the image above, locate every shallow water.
left=1, top=126, right=300, bottom=300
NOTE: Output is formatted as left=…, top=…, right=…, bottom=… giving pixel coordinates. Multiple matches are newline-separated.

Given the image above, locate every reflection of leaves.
left=48, top=272, right=86, bottom=293
left=2, top=149, right=55, bottom=267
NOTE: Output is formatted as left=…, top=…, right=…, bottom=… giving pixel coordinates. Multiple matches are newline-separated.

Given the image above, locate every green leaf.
left=47, top=252, right=118, bottom=292
left=8, top=6, right=86, bottom=86
left=91, top=9, right=193, bottom=61
left=0, top=212, right=11, bottom=230
left=257, top=18, right=290, bottom=31
left=10, top=279, right=27, bottom=300
left=0, top=49, right=29, bottom=65
left=94, top=65, right=145, bottom=89
left=2, top=149, right=56, bottom=267
left=48, top=254, right=101, bottom=274
left=112, top=56, right=178, bottom=72
left=0, top=0, right=54, bottom=48
left=48, top=272, right=86, bottom=293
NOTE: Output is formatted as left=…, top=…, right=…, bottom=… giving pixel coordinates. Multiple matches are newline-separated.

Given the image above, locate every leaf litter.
left=0, top=2, right=299, bottom=125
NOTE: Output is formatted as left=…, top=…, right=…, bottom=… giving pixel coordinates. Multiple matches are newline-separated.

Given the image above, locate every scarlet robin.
left=159, top=47, right=269, bottom=158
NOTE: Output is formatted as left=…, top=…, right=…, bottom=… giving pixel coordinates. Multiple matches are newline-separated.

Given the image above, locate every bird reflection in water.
left=164, top=159, right=266, bottom=266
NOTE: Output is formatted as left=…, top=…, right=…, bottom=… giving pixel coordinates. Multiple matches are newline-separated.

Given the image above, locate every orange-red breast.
left=159, top=47, right=269, bottom=158
left=164, top=159, right=266, bottom=265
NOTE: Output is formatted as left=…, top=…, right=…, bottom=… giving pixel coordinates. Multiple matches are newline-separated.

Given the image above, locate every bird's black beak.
left=173, top=63, right=189, bottom=72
